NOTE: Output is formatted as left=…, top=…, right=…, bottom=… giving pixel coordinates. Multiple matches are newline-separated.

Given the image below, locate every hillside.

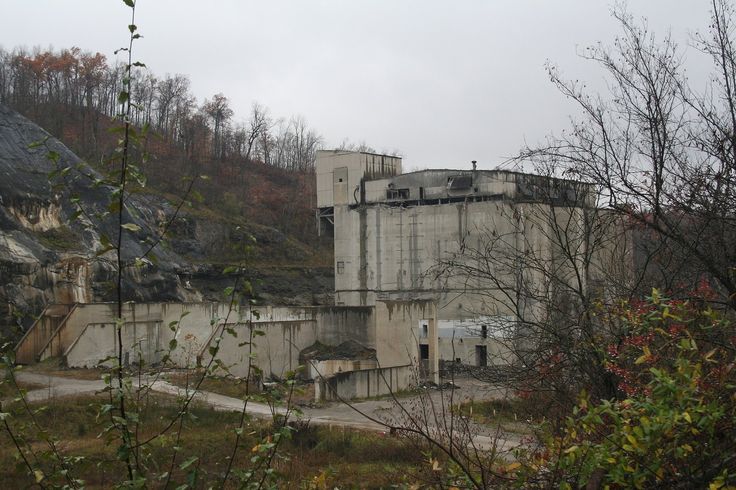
left=0, top=103, right=333, bottom=341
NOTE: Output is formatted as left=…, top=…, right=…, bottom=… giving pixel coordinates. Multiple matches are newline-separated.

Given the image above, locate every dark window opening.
left=387, top=188, right=410, bottom=199
left=476, top=345, right=488, bottom=367
left=481, top=325, right=488, bottom=339
left=447, top=175, right=472, bottom=190
left=419, top=344, right=429, bottom=360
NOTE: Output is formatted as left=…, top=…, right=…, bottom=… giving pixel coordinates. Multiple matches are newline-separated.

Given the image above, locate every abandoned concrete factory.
left=16, top=150, right=605, bottom=401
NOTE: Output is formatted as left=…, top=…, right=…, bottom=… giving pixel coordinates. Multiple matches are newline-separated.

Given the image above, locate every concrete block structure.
left=316, top=150, right=606, bottom=373
left=15, top=300, right=434, bottom=401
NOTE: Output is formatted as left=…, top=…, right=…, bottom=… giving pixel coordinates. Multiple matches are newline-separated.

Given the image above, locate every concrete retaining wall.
left=17, top=301, right=430, bottom=400
left=65, top=320, right=162, bottom=368
left=15, top=304, right=72, bottom=363
left=315, top=364, right=414, bottom=401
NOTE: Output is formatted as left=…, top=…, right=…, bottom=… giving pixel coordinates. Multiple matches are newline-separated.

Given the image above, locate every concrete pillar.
left=427, top=302, right=440, bottom=385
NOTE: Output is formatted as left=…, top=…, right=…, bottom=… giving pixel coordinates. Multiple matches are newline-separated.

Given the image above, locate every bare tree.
left=428, top=3, right=736, bottom=415
left=433, top=175, right=634, bottom=405
left=154, top=73, right=190, bottom=138
left=520, top=2, right=736, bottom=311
left=244, top=102, right=270, bottom=163
left=202, top=92, right=233, bottom=161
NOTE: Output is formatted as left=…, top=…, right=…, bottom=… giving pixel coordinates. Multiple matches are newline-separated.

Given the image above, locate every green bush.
left=515, top=289, right=736, bottom=489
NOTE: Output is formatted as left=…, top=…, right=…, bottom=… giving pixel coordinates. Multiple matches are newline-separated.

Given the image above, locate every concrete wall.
left=315, top=364, right=414, bottom=401
left=65, top=320, right=162, bottom=368
left=200, top=318, right=318, bottom=379
left=363, top=169, right=519, bottom=204
left=316, top=150, right=402, bottom=209
left=15, top=303, right=72, bottom=363
left=20, top=300, right=430, bottom=400
left=315, top=306, right=375, bottom=348
left=334, top=198, right=549, bottom=315
left=332, top=195, right=615, bottom=322
left=27, top=303, right=380, bottom=381
left=40, top=303, right=122, bottom=361
left=374, top=299, right=433, bottom=368
left=308, top=359, right=378, bottom=380
left=27, top=303, right=318, bottom=374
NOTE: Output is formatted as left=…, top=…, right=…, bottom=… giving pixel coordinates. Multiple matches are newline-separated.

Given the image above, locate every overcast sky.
left=1, top=1, right=716, bottom=170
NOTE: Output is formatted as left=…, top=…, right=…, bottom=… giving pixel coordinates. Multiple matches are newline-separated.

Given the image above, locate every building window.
left=447, top=175, right=472, bottom=190
left=387, top=188, right=410, bottom=199
left=476, top=345, right=488, bottom=367
left=421, top=323, right=428, bottom=338
left=336, top=261, right=345, bottom=274
left=481, top=324, right=488, bottom=339
left=419, top=344, right=429, bottom=360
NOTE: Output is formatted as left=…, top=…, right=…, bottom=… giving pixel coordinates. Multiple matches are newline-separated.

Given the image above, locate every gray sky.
left=1, top=1, right=714, bottom=170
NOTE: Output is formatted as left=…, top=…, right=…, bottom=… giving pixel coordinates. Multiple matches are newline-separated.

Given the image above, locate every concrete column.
left=427, top=302, right=440, bottom=385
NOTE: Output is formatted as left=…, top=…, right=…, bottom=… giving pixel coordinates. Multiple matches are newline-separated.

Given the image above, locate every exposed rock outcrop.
left=0, top=104, right=332, bottom=340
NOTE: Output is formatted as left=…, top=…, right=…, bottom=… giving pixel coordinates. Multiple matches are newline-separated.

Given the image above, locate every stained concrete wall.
left=333, top=198, right=556, bottom=316
left=24, top=303, right=383, bottom=381
left=332, top=196, right=616, bottom=322
left=15, top=303, right=72, bottom=363
left=65, top=304, right=321, bottom=377
left=199, top=318, right=318, bottom=379
left=362, top=169, right=519, bottom=203
left=374, top=299, right=433, bottom=368
left=39, top=303, right=146, bottom=361
left=316, top=306, right=375, bottom=348
left=21, top=300, right=434, bottom=400
left=316, top=364, right=414, bottom=401
left=65, top=321, right=162, bottom=368
left=308, top=359, right=378, bottom=380
left=316, top=150, right=402, bottom=209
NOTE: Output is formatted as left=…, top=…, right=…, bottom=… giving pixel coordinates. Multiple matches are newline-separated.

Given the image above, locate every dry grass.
left=456, top=398, right=538, bottom=434
left=23, top=357, right=107, bottom=381
left=165, top=370, right=316, bottom=406
left=0, top=380, right=45, bottom=399
left=165, top=370, right=257, bottom=399
left=0, top=393, right=426, bottom=488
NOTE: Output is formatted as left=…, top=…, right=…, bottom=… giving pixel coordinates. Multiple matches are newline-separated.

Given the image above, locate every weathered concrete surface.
left=17, top=301, right=429, bottom=400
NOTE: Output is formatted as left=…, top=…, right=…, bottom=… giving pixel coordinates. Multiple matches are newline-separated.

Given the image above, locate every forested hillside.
left=0, top=45, right=322, bottom=242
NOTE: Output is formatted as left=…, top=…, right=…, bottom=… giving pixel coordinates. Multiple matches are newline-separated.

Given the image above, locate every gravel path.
left=11, top=370, right=522, bottom=453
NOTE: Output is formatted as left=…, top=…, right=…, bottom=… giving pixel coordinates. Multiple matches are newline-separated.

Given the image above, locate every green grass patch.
left=455, top=398, right=537, bottom=434
left=165, top=370, right=256, bottom=399
left=165, top=370, right=316, bottom=406
left=0, top=380, right=45, bottom=399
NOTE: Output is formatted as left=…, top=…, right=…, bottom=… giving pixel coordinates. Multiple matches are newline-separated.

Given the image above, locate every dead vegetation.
left=0, top=393, right=428, bottom=488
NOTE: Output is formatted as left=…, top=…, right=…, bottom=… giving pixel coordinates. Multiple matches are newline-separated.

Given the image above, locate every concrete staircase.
left=15, top=303, right=76, bottom=364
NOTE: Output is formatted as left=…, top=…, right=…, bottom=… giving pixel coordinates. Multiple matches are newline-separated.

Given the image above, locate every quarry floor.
left=11, top=369, right=523, bottom=454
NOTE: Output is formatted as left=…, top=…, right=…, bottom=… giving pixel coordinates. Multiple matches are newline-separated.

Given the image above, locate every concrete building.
left=15, top=301, right=433, bottom=401
left=15, top=150, right=617, bottom=401
left=316, top=150, right=605, bottom=370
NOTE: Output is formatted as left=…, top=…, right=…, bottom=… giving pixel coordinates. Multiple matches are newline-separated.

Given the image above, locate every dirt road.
left=11, top=370, right=522, bottom=453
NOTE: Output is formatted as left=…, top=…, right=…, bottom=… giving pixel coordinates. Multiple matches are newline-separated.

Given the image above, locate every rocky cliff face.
left=0, top=104, right=332, bottom=340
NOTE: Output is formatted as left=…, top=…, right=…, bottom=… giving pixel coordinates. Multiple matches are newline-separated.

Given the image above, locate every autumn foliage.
left=515, top=289, right=736, bottom=488
left=0, top=45, right=322, bottom=243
